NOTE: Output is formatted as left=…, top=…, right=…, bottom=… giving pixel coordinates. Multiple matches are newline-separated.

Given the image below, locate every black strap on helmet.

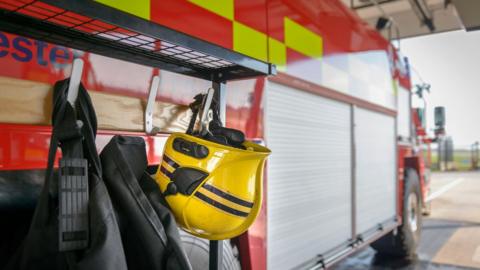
left=167, top=167, right=208, bottom=196
left=186, top=92, right=246, bottom=149
left=186, top=94, right=204, bottom=135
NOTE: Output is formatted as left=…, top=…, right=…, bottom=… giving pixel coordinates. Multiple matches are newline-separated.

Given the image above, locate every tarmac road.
left=332, top=171, right=480, bottom=270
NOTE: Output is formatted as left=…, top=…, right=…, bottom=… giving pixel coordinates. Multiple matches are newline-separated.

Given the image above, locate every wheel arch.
left=403, top=156, right=428, bottom=210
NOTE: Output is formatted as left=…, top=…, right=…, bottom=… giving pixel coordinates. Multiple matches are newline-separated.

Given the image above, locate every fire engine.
left=0, top=0, right=444, bottom=269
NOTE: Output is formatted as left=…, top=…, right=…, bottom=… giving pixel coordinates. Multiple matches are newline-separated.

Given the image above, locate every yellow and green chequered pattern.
left=94, top=0, right=323, bottom=72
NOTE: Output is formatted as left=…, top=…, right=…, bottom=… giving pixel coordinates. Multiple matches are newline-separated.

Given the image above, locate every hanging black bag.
left=99, top=135, right=192, bottom=270
left=6, top=79, right=128, bottom=270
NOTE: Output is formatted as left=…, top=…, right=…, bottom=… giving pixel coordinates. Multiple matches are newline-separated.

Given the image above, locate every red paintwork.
left=236, top=168, right=268, bottom=270
left=412, top=109, right=427, bottom=136
left=409, top=107, right=434, bottom=210
left=0, top=124, right=57, bottom=171
left=245, top=78, right=265, bottom=138
left=147, top=0, right=405, bottom=102
left=397, top=143, right=430, bottom=223
left=267, top=0, right=403, bottom=103
left=396, top=54, right=412, bottom=91
left=0, top=31, right=215, bottom=106
left=0, top=123, right=168, bottom=170
left=235, top=0, right=267, bottom=33
left=397, top=94, right=432, bottom=220
left=267, top=0, right=389, bottom=52
left=404, top=155, right=427, bottom=202
left=150, top=0, right=233, bottom=49
left=397, top=146, right=408, bottom=223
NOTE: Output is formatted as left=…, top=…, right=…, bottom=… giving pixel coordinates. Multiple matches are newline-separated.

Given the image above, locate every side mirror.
left=434, top=106, right=445, bottom=128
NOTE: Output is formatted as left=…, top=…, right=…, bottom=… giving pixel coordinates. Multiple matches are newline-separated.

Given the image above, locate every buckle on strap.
left=59, top=158, right=89, bottom=251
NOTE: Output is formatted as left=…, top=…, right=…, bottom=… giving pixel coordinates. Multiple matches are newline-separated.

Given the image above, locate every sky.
left=400, top=30, right=480, bottom=148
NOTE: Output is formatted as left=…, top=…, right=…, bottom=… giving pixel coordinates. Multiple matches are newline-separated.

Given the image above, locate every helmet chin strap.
left=186, top=88, right=217, bottom=136
left=185, top=88, right=245, bottom=149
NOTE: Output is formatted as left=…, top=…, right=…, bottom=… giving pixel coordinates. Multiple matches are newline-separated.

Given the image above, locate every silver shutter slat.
left=265, top=82, right=352, bottom=270
left=397, top=88, right=411, bottom=138
left=354, top=107, right=396, bottom=234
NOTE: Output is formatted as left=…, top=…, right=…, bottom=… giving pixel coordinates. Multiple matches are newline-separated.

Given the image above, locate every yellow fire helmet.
left=155, top=132, right=270, bottom=240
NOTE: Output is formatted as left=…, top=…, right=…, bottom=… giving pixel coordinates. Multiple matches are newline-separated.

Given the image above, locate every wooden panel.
left=0, top=76, right=191, bottom=132
left=0, top=77, right=53, bottom=125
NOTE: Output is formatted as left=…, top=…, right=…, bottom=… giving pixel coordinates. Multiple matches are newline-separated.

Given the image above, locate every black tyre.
left=371, top=168, right=422, bottom=258
left=179, top=230, right=241, bottom=270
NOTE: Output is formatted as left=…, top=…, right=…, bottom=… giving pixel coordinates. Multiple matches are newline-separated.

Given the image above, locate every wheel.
left=371, top=168, right=422, bottom=258
left=179, top=230, right=241, bottom=270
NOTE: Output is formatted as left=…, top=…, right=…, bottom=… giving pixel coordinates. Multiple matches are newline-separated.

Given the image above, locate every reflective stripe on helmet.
left=163, top=155, right=180, bottom=169
left=198, top=186, right=252, bottom=213
left=194, top=192, right=249, bottom=217
left=160, top=165, right=173, bottom=179
left=202, top=184, right=254, bottom=208
left=160, top=156, right=254, bottom=217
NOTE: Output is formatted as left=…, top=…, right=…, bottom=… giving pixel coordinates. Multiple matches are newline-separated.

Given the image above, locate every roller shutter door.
left=397, top=88, right=411, bottom=138
left=354, top=107, right=396, bottom=234
left=265, top=82, right=352, bottom=270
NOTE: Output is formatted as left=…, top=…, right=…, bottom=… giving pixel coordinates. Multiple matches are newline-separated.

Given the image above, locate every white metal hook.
left=199, top=87, right=214, bottom=135
left=145, top=75, right=161, bottom=135
left=67, top=58, right=84, bottom=108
